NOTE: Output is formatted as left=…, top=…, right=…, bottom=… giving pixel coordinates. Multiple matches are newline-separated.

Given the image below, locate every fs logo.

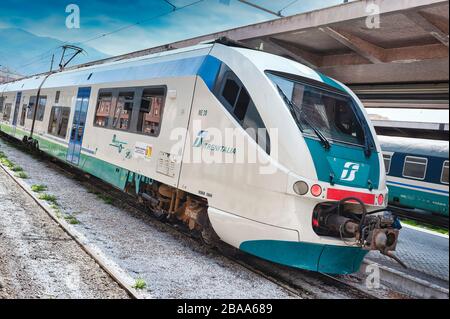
left=193, top=130, right=208, bottom=147
left=341, top=162, right=360, bottom=182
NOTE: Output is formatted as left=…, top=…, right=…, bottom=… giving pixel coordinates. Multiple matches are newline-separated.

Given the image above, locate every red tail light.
left=377, top=194, right=384, bottom=206
left=311, top=184, right=322, bottom=197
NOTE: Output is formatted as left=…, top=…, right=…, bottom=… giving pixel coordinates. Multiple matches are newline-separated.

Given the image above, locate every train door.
left=67, top=87, right=91, bottom=165
left=12, top=92, right=22, bottom=126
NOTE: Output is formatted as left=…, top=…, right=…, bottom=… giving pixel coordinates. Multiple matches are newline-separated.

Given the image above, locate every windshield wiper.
left=276, top=85, right=331, bottom=150
left=362, top=126, right=374, bottom=157
left=299, top=112, right=331, bottom=150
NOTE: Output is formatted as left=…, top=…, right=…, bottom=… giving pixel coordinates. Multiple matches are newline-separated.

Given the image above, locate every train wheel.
left=201, top=218, right=220, bottom=247
left=31, top=139, right=39, bottom=152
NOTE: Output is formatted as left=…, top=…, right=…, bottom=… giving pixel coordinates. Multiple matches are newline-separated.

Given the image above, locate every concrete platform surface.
left=367, top=224, right=449, bottom=289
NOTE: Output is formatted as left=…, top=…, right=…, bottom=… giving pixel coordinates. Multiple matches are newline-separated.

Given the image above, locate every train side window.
left=234, top=89, right=250, bottom=121
left=94, top=92, right=113, bottom=128
left=2, top=103, right=12, bottom=121
left=222, top=79, right=240, bottom=107
left=137, top=88, right=165, bottom=137
left=441, top=161, right=449, bottom=184
left=112, top=91, right=134, bottom=131
left=383, top=153, right=392, bottom=174
left=36, top=96, right=47, bottom=121
left=26, top=96, right=47, bottom=121
left=403, top=156, right=428, bottom=180
left=218, top=71, right=270, bottom=154
left=0, top=96, right=4, bottom=113
left=20, top=104, right=27, bottom=126
left=48, top=106, right=71, bottom=139
left=27, top=96, right=36, bottom=120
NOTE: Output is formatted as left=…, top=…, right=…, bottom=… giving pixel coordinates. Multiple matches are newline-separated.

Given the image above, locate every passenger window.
left=137, top=88, right=165, bottom=136
left=27, top=96, right=36, bottom=120
left=112, top=92, right=134, bottom=131
left=218, top=71, right=270, bottom=154
left=0, top=97, right=4, bottom=113
left=222, top=79, right=240, bottom=107
left=2, top=103, right=12, bottom=120
left=403, top=156, right=427, bottom=180
left=20, top=104, right=27, bottom=126
left=441, top=161, right=449, bottom=184
left=94, top=92, right=113, bottom=127
left=26, top=96, right=46, bottom=121
left=383, top=153, right=392, bottom=174
left=234, top=89, right=250, bottom=121
left=36, top=96, right=47, bottom=121
left=48, top=106, right=71, bottom=138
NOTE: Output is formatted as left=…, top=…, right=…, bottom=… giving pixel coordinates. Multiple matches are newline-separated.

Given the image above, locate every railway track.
left=0, top=133, right=385, bottom=299
left=67, top=170, right=381, bottom=299
left=0, top=153, right=139, bottom=299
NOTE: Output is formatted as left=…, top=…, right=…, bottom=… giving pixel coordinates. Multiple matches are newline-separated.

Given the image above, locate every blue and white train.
left=0, top=40, right=402, bottom=274
left=379, top=136, right=449, bottom=219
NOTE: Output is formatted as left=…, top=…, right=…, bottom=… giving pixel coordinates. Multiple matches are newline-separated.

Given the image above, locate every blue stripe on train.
left=387, top=180, right=449, bottom=195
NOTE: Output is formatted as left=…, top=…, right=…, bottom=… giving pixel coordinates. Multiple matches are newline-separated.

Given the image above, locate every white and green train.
left=0, top=40, right=402, bottom=274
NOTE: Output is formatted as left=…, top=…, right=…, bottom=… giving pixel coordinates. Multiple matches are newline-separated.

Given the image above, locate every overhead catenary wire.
left=278, top=0, right=300, bottom=15
left=238, top=0, right=283, bottom=17
left=76, top=0, right=206, bottom=46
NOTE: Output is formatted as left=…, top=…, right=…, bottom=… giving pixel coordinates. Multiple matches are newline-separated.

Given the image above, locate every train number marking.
left=198, top=109, right=208, bottom=117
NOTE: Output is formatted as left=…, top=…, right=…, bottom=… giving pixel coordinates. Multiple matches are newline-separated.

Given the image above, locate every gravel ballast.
left=0, top=166, right=129, bottom=299
left=0, top=138, right=292, bottom=299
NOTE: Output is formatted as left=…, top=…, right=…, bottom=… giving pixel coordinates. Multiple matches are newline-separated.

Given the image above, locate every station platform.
left=366, top=224, right=449, bottom=290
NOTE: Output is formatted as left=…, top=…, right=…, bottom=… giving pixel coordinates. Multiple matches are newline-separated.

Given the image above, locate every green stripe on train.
left=240, top=240, right=368, bottom=274
left=387, top=184, right=449, bottom=217
left=0, top=123, right=138, bottom=191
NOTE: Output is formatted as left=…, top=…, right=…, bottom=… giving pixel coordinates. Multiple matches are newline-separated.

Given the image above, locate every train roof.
left=0, top=43, right=215, bottom=92
left=0, top=39, right=338, bottom=95
left=378, top=135, right=449, bottom=159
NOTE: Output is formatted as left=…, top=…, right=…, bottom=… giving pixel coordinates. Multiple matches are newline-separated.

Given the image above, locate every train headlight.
left=293, top=181, right=309, bottom=196
left=311, top=184, right=322, bottom=197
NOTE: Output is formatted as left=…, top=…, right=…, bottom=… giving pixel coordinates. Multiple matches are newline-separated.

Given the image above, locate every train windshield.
left=267, top=72, right=371, bottom=149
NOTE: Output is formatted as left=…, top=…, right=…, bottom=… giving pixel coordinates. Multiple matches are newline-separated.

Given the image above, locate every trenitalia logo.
left=193, top=130, right=208, bottom=148
left=340, top=162, right=360, bottom=182
left=168, top=121, right=278, bottom=174
left=193, top=130, right=236, bottom=154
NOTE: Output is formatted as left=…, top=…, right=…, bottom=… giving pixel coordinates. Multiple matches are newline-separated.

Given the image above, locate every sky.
left=367, top=109, right=449, bottom=124
left=1, top=0, right=447, bottom=124
left=0, top=0, right=348, bottom=56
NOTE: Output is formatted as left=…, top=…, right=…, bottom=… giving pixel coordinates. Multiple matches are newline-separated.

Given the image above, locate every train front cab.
left=181, top=46, right=400, bottom=274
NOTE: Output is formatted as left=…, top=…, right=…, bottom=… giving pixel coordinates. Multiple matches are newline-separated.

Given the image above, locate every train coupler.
left=313, top=197, right=407, bottom=269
